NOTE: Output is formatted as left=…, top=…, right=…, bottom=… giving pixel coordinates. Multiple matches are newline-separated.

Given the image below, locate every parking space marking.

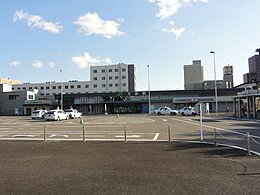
left=153, top=133, right=160, bottom=140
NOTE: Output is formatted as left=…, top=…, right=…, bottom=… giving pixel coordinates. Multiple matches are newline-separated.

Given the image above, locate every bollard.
left=44, top=126, right=47, bottom=142
left=168, top=126, right=171, bottom=142
left=80, top=116, right=84, bottom=124
left=83, top=126, right=85, bottom=142
left=246, top=132, right=251, bottom=156
left=124, top=126, right=127, bottom=142
left=214, top=128, right=217, bottom=146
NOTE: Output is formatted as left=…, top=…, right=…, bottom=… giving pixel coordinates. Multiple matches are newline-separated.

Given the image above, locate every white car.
left=179, top=107, right=196, bottom=116
left=65, top=109, right=82, bottom=119
left=44, top=110, right=69, bottom=121
left=154, top=107, right=178, bottom=116
left=31, top=110, right=47, bottom=119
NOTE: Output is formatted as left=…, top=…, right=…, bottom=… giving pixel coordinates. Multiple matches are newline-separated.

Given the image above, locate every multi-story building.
left=12, top=63, right=136, bottom=95
left=248, top=48, right=260, bottom=83
left=184, top=60, right=204, bottom=90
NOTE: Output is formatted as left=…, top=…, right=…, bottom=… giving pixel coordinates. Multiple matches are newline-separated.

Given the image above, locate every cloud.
left=13, top=10, right=63, bottom=34
left=161, top=21, right=185, bottom=39
left=48, top=62, right=56, bottom=68
left=149, top=0, right=208, bottom=20
left=72, top=52, right=112, bottom=69
left=74, top=12, right=124, bottom=38
left=72, top=52, right=99, bottom=69
left=32, top=60, right=44, bottom=68
left=9, top=60, right=21, bottom=67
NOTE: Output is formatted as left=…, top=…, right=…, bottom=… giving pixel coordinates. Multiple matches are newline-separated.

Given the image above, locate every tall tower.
left=184, top=60, right=204, bottom=90
left=248, top=48, right=260, bottom=83
left=223, top=65, right=233, bottom=88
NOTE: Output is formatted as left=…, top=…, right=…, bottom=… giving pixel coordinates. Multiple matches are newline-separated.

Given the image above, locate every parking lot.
left=1, top=115, right=260, bottom=194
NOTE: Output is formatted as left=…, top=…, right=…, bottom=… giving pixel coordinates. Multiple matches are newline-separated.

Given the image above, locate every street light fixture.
left=210, top=51, right=218, bottom=116
left=147, top=65, right=151, bottom=115
left=60, top=69, right=63, bottom=110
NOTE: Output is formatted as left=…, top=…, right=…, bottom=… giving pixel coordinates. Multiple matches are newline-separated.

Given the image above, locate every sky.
left=1, top=0, right=260, bottom=91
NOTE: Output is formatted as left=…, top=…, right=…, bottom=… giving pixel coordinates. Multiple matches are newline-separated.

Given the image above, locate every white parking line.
left=153, top=133, right=160, bottom=140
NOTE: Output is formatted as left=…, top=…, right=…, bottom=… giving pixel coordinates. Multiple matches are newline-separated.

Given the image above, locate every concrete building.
left=248, top=49, right=260, bottom=83
left=12, top=63, right=136, bottom=95
left=184, top=60, right=204, bottom=90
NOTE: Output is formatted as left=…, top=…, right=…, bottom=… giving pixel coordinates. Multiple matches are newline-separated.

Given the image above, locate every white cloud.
left=72, top=52, right=112, bottom=69
left=74, top=12, right=124, bottom=38
left=48, top=62, right=56, bottom=68
left=9, top=60, right=20, bottom=67
left=32, top=60, right=44, bottom=68
left=13, top=10, right=63, bottom=34
left=149, top=0, right=208, bottom=20
left=161, top=21, right=185, bottom=39
left=72, top=52, right=99, bottom=69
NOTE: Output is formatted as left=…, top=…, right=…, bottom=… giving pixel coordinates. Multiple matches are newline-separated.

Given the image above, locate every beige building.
left=183, top=60, right=204, bottom=90
left=0, top=78, right=21, bottom=85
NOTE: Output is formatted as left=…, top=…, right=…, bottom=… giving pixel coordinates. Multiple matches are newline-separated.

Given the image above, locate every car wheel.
left=66, top=116, right=68, bottom=120
left=192, top=112, right=195, bottom=116
left=57, top=116, right=60, bottom=121
left=181, top=112, right=185, bottom=116
left=170, top=112, right=176, bottom=116
left=157, top=112, right=161, bottom=115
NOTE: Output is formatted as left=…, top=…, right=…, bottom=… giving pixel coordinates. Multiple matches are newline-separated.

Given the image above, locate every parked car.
left=44, top=110, right=69, bottom=121
left=65, top=109, right=82, bottom=119
left=31, top=110, right=47, bottom=119
left=154, top=106, right=178, bottom=116
left=179, top=107, right=196, bottom=116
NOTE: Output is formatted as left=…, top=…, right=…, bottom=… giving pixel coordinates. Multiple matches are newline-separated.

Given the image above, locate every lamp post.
left=60, top=69, right=63, bottom=110
left=210, top=51, right=218, bottom=116
left=147, top=65, right=151, bottom=115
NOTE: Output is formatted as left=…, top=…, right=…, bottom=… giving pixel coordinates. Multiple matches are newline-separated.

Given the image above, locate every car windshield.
left=46, top=111, right=55, bottom=114
left=32, top=111, right=40, bottom=113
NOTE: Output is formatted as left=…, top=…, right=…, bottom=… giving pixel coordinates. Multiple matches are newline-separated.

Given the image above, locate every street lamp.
left=147, top=65, right=151, bottom=115
left=60, top=69, right=63, bottom=110
left=210, top=51, right=218, bottom=116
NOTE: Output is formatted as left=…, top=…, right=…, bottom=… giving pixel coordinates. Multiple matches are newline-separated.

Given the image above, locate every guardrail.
left=1, top=123, right=260, bottom=156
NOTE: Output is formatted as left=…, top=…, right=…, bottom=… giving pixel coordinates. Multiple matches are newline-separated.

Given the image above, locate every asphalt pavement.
left=0, top=141, right=260, bottom=194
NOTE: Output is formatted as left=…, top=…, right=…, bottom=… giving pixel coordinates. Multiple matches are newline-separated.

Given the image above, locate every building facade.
left=12, top=63, right=136, bottom=96
left=184, top=60, right=204, bottom=90
left=248, top=49, right=260, bottom=83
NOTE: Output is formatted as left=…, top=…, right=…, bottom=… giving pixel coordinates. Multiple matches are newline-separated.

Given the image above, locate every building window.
left=102, top=84, right=106, bottom=88
left=9, top=95, right=19, bottom=100
left=22, top=87, right=26, bottom=90
left=93, top=77, right=97, bottom=80
left=109, top=84, right=113, bottom=87
left=29, top=87, right=32, bottom=90
left=122, top=76, right=126, bottom=79
left=115, top=83, right=119, bottom=87
left=102, top=69, right=105, bottom=73
left=109, top=76, right=113, bottom=80
left=77, top=85, right=81, bottom=88
left=93, top=70, right=97, bottom=73
left=115, top=76, right=119, bottom=80
left=65, top=85, right=68, bottom=89
left=58, top=86, right=61, bottom=89
left=115, top=69, right=119, bottom=72
left=85, top=85, right=89, bottom=88
left=17, top=87, right=21, bottom=90
left=34, top=87, right=38, bottom=89
left=41, top=87, right=44, bottom=90
left=122, top=68, right=126, bottom=72
left=53, top=86, right=56, bottom=89
left=109, top=69, right=112, bottom=72
left=70, top=85, right=74, bottom=89
left=46, top=86, right=49, bottom=90
left=122, top=83, right=126, bottom=87
left=94, top=84, right=97, bottom=88
left=102, top=77, right=105, bottom=80
left=28, top=95, right=34, bottom=100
